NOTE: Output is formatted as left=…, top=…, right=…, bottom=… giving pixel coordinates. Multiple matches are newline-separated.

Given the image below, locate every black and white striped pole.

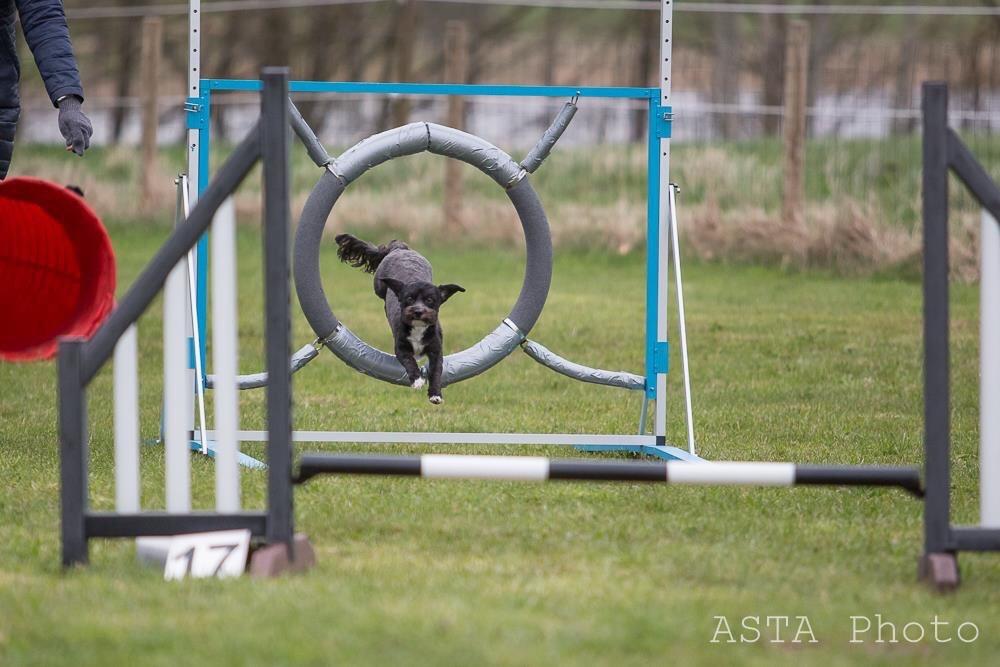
left=295, top=454, right=923, bottom=497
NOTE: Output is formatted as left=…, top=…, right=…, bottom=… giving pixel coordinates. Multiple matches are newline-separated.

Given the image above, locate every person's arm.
left=16, top=0, right=91, bottom=155
left=15, top=0, right=82, bottom=103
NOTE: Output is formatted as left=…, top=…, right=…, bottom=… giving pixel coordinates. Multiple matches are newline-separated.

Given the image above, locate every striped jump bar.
left=295, top=454, right=923, bottom=497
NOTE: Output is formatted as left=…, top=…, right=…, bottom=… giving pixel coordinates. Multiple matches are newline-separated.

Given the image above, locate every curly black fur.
left=334, top=233, right=409, bottom=273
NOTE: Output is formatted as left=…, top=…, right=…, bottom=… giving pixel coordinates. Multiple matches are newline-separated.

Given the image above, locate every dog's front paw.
left=429, top=395, right=443, bottom=405
left=410, top=377, right=425, bottom=389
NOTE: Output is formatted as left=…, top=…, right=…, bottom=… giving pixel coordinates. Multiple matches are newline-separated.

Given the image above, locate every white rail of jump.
left=113, top=325, right=140, bottom=512
left=163, top=251, right=190, bottom=512
left=206, top=431, right=660, bottom=446
left=982, top=209, right=1000, bottom=528
left=112, top=202, right=242, bottom=515
left=211, top=197, right=241, bottom=512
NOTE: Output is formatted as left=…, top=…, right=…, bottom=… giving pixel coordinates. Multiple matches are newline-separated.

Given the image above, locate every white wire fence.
left=62, top=1, right=1000, bottom=19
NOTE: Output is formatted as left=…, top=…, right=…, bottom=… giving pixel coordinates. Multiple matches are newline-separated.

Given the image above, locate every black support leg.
left=920, top=82, right=956, bottom=587
left=59, top=339, right=89, bottom=567
left=261, top=67, right=295, bottom=550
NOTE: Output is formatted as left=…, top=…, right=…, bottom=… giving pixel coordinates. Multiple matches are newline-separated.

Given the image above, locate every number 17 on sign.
left=163, top=530, right=251, bottom=580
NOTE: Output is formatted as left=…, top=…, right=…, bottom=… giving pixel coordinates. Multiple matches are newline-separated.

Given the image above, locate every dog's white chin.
left=429, top=395, right=443, bottom=405
left=411, top=378, right=425, bottom=389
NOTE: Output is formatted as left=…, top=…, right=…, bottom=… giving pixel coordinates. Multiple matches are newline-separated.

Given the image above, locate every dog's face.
left=381, top=279, right=465, bottom=326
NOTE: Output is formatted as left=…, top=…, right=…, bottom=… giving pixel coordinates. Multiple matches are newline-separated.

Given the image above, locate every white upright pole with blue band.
left=185, top=0, right=202, bottom=458
left=654, top=0, right=674, bottom=443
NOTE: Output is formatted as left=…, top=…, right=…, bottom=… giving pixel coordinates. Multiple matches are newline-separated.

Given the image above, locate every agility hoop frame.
left=181, top=1, right=698, bottom=461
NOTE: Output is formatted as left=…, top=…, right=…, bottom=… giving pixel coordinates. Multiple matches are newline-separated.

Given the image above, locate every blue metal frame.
left=539, top=444, right=698, bottom=462
left=196, top=91, right=210, bottom=371
left=187, top=79, right=683, bottom=457
left=185, top=93, right=212, bottom=376
left=203, top=79, right=657, bottom=99
left=644, top=97, right=672, bottom=400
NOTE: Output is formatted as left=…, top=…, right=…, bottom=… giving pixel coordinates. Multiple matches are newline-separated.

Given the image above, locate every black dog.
left=335, top=233, right=465, bottom=404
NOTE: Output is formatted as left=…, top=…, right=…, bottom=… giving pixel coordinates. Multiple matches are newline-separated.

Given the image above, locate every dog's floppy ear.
left=381, top=278, right=405, bottom=296
left=437, top=284, right=466, bottom=303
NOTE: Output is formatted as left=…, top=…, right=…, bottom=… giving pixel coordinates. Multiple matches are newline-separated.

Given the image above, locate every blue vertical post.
left=195, top=88, right=211, bottom=376
left=645, top=95, right=660, bottom=405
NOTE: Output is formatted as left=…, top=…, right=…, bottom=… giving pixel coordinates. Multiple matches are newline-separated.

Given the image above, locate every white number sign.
left=162, top=529, right=251, bottom=580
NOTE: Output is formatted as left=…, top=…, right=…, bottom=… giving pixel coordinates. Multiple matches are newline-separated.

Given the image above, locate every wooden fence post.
left=444, top=20, right=469, bottom=233
left=782, top=19, right=810, bottom=226
left=140, top=16, right=163, bottom=213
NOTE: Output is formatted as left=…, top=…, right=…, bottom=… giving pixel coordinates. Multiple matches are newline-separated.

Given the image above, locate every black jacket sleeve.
left=15, top=0, right=83, bottom=106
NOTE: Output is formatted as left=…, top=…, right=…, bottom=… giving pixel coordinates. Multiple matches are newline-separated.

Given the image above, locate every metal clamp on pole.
left=519, top=98, right=579, bottom=174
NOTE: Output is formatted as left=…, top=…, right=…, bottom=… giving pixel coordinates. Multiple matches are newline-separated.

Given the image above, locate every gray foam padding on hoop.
left=293, top=123, right=553, bottom=387
left=325, top=322, right=523, bottom=387
left=521, top=339, right=645, bottom=391
left=323, top=326, right=410, bottom=385
left=505, top=177, right=552, bottom=333
left=427, top=124, right=523, bottom=188
left=296, top=169, right=347, bottom=338
left=205, top=343, right=320, bottom=390
left=520, top=101, right=578, bottom=174
left=287, top=99, right=332, bottom=167
left=336, top=123, right=431, bottom=184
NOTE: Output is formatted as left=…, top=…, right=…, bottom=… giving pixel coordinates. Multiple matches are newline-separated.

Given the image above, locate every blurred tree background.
left=10, top=0, right=1000, bottom=275
left=10, top=0, right=996, bottom=142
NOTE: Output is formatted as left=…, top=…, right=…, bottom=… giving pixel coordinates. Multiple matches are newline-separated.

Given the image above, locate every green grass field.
left=1, top=222, right=998, bottom=666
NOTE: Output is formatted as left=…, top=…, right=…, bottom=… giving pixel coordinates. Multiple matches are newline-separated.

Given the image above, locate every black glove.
left=58, top=96, right=93, bottom=157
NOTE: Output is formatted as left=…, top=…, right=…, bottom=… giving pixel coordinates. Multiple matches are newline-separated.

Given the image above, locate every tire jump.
left=214, top=98, right=646, bottom=392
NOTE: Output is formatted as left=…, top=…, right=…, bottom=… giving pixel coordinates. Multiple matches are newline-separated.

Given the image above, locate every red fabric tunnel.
left=0, top=178, right=116, bottom=361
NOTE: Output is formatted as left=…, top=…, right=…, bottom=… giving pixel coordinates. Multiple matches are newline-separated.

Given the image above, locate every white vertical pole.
left=164, top=260, right=191, bottom=513
left=654, top=0, right=673, bottom=440
left=185, top=0, right=202, bottom=463
left=669, top=185, right=695, bottom=455
left=179, top=176, right=210, bottom=457
left=212, top=198, right=241, bottom=512
left=182, top=306, right=196, bottom=461
left=113, top=324, right=140, bottom=512
left=981, top=209, right=1000, bottom=527
left=188, top=0, right=201, bottom=207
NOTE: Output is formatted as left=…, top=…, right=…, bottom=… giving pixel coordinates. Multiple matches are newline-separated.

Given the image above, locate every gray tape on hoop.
left=521, top=339, right=645, bottom=391
left=520, top=100, right=578, bottom=174
left=204, top=343, right=321, bottom=390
